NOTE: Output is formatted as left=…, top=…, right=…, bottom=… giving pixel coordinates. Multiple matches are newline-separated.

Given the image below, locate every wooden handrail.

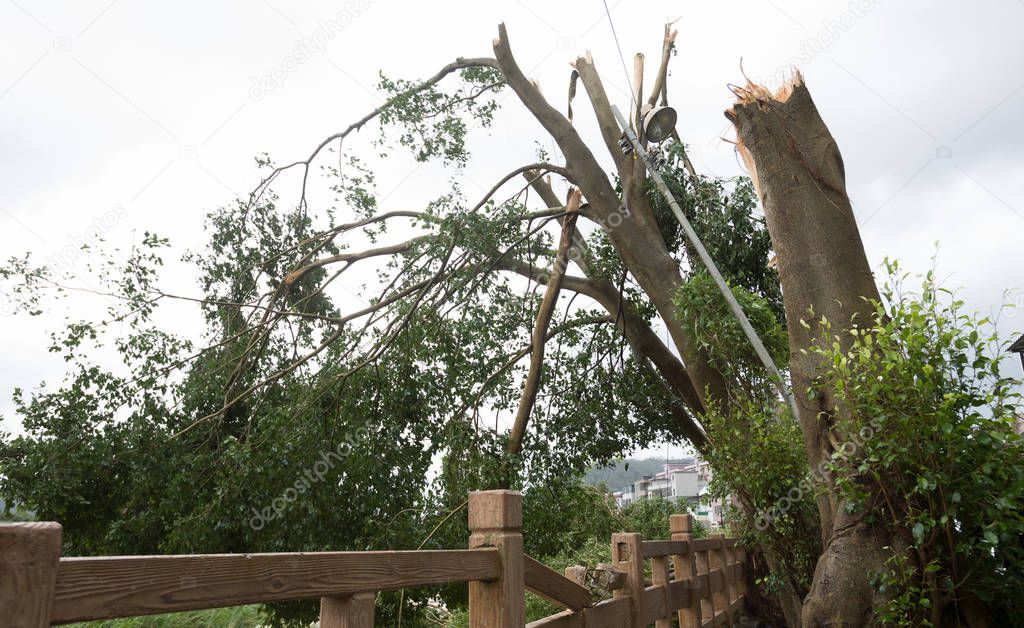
left=50, top=548, right=500, bottom=624
left=1, top=493, right=751, bottom=628
left=523, top=555, right=592, bottom=610
left=641, top=539, right=688, bottom=558
left=526, top=596, right=631, bottom=628
left=530, top=514, right=751, bottom=628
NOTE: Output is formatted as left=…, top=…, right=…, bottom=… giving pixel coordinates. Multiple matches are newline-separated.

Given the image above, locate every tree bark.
left=726, top=74, right=891, bottom=627
left=506, top=189, right=582, bottom=458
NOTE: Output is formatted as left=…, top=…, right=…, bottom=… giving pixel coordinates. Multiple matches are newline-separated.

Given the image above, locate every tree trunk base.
left=802, top=511, right=892, bottom=627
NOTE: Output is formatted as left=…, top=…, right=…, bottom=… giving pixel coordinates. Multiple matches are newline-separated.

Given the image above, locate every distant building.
left=611, top=456, right=728, bottom=528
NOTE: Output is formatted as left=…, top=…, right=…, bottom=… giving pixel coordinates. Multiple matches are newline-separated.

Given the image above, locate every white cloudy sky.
left=2, top=0, right=1022, bottom=451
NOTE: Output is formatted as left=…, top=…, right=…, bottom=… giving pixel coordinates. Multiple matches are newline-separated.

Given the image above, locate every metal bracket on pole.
left=611, top=105, right=801, bottom=420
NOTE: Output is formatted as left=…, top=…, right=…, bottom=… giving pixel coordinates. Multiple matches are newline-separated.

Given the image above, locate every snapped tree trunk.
left=727, top=74, right=893, bottom=627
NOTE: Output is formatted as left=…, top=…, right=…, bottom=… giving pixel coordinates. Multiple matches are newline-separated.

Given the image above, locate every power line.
left=601, top=0, right=638, bottom=113
left=610, top=105, right=801, bottom=421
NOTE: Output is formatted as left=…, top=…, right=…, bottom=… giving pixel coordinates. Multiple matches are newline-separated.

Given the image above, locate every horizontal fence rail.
left=51, top=549, right=501, bottom=623
left=0, top=491, right=750, bottom=627
left=526, top=514, right=749, bottom=628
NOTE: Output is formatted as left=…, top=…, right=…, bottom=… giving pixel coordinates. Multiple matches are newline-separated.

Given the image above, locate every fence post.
left=669, top=514, right=701, bottom=628
left=320, top=592, right=375, bottom=627
left=651, top=553, right=672, bottom=628
left=468, top=490, right=524, bottom=628
left=0, top=522, right=62, bottom=628
left=709, top=533, right=734, bottom=627
left=725, top=540, right=739, bottom=608
left=611, top=532, right=644, bottom=628
left=733, top=543, right=748, bottom=605
left=694, top=532, right=712, bottom=621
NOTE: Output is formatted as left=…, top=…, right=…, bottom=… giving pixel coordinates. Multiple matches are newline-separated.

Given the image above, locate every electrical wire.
left=602, top=0, right=638, bottom=114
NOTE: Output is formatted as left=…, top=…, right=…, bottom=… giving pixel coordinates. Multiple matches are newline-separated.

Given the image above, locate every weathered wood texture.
left=694, top=533, right=713, bottom=621
left=531, top=514, right=748, bottom=628
left=526, top=596, right=631, bottom=628
left=0, top=522, right=62, bottom=628
left=671, top=514, right=702, bottom=628
left=7, top=492, right=748, bottom=628
left=51, top=548, right=499, bottom=623
left=612, top=532, right=645, bottom=628
left=709, top=534, right=734, bottom=627
left=320, top=592, right=375, bottom=628
left=524, top=555, right=592, bottom=610
left=468, top=489, right=525, bottom=628
left=651, top=556, right=672, bottom=628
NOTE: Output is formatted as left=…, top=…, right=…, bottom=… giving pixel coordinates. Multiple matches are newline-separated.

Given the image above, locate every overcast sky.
left=2, top=0, right=1022, bottom=451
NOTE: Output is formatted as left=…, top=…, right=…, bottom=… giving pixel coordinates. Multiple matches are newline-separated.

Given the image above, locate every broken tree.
left=728, top=74, right=890, bottom=626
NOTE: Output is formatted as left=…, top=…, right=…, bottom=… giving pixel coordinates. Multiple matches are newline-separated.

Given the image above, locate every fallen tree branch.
left=506, top=188, right=582, bottom=458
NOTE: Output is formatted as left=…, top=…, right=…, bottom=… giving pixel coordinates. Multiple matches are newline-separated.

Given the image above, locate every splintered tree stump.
left=726, top=73, right=891, bottom=627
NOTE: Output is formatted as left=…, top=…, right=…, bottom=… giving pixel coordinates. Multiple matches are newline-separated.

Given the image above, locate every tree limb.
left=249, top=56, right=500, bottom=211
left=506, top=189, right=582, bottom=458
left=495, top=255, right=707, bottom=447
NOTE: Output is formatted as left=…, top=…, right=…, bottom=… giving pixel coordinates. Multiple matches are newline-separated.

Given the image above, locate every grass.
left=67, top=605, right=264, bottom=627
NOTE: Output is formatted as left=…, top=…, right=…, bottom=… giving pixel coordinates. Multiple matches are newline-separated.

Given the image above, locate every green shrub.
left=814, top=261, right=1024, bottom=625
left=675, top=269, right=820, bottom=611
left=69, top=606, right=261, bottom=628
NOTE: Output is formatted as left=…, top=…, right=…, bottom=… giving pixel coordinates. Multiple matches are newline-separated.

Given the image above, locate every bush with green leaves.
left=674, top=270, right=820, bottom=624
left=69, top=606, right=261, bottom=628
left=813, top=261, right=1024, bottom=625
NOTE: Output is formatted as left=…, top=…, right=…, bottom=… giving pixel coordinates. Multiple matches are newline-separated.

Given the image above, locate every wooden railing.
left=0, top=490, right=749, bottom=627
left=526, top=513, right=748, bottom=628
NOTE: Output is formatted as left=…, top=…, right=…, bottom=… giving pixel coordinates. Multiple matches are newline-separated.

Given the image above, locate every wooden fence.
left=0, top=490, right=749, bottom=627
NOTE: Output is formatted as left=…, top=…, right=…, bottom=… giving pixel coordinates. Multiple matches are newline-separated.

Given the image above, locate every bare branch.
left=647, top=25, right=678, bottom=108
left=468, top=163, right=571, bottom=214
left=506, top=188, right=582, bottom=458
left=283, top=236, right=428, bottom=286
left=456, top=314, right=611, bottom=423
left=571, top=52, right=628, bottom=176
left=492, top=24, right=622, bottom=223
left=523, top=170, right=594, bottom=276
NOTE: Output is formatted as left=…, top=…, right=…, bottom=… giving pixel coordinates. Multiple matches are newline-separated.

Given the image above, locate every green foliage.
left=69, top=606, right=261, bottom=628
left=699, top=396, right=819, bottom=597
left=675, top=271, right=788, bottom=398
left=376, top=67, right=504, bottom=164
left=813, top=260, right=1024, bottom=625
left=0, top=53, right=812, bottom=628
left=651, top=144, right=783, bottom=320
left=674, top=263, right=819, bottom=606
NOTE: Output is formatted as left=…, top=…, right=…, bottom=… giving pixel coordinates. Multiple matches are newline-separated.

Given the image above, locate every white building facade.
left=611, top=457, right=727, bottom=528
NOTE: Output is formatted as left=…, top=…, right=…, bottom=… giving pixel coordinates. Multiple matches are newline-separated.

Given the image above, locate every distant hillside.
left=584, top=457, right=693, bottom=492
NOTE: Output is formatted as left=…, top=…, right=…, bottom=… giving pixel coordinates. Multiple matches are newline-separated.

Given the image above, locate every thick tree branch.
left=570, top=52, right=627, bottom=175
left=523, top=170, right=594, bottom=275
left=495, top=255, right=707, bottom=447
left=492, top=24, right=622, bottom=224
left=506, top=189, right=582, bottom=458
left=647, top=25, right=677, bottom=108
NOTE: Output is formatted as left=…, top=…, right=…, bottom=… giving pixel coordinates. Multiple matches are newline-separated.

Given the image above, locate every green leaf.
left=912, top=522, right=925, bottom=545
